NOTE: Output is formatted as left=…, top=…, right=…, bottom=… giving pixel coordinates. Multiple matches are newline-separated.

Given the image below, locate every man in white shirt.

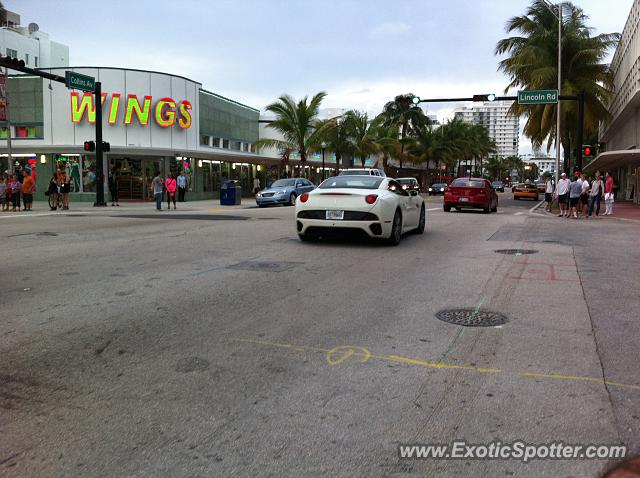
left=545, top=176, right=554, bottom=211
left=579, top=173, right=590, bottom=218
left=554, top=172, right=570, bottom=217
left=253, top=177, right=261, bottom=196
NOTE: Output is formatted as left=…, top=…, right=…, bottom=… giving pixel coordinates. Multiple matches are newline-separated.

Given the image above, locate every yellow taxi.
left=513, top=183, right=540, bottom=200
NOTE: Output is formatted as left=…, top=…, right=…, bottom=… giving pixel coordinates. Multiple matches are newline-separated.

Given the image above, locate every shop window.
left=6, top=48, right=17, bottom=58
left=232, top=141, right=241, bottom=151
left=202, top=161, right=213, bottom=192
left=222, top=139, right=229, bottom=149
left=15, top=126, right=36, bottom=138
left=34, top=56, right=38, bottom=67
left=212, top=137, right=221, bottom=148
left=200, top=135, right=210, bottom=146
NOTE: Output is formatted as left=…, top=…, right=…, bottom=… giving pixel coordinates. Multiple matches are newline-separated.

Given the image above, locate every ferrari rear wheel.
left=298, top=233, right=318, bottom=242
left=387, top=210, right=402, bottom=246
left=415, top=205, right=425, bottom=234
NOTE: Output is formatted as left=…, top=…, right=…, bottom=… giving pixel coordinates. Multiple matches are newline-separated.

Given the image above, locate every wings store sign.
left=70, top=92, right=193, bottom=129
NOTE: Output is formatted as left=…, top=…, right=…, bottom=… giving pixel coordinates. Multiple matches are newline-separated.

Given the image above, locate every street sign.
left=518, top=89, right=558, bottom=105
left=65, top=71, right=95, bottom=93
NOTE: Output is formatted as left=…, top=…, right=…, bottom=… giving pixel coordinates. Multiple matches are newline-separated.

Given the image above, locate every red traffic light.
left=84, top=141, right=95, bottom=152
left=582, top=145, right=593, bottom=157
left=584, top=147, right=591, bottom=156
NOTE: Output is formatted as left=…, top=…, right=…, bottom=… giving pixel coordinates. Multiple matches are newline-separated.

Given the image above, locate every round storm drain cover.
left=494, top=249, right=538, bottom=255
left=435, top=309, right=508, bottom=327
left=36, top=232, right=58, bottom=236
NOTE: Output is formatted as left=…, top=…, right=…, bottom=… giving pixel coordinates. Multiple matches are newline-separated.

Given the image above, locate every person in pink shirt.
left=165, top=173, right=177, bottom=210
left=604, top=171, right=615, bottom=215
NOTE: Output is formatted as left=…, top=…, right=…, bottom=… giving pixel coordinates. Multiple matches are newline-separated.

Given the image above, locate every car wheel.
left=387, top=210, right=402, bottom=246
left=444, top=204, right=451, bottom=212
left=491, top=200, right=498, bottom=212
left=298, top=233, right=318, bottom=242
left=514, top=196, right=519, bottom=200
left=257, top=204, right=265, bottom=208
left=483, top=203, right=491, bottom=213
left=415, top=205, right=425, bottom=234
left=288, top=193, right=297, bottom=206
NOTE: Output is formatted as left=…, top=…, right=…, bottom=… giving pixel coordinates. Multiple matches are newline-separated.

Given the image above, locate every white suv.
left=338, top=168, right=386, bottom=177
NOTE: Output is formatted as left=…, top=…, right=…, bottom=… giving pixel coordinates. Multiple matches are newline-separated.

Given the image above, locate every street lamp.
left=321, top=141, right=326, bottom=182
left=543, top=0, right=562, bottom=188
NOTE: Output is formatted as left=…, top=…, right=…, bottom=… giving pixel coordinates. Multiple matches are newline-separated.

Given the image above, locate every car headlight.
left=428, top=188, right=432, bottom=192
left=277, top=190, right=286, bottom=195
left=440, top=188, right=445, bottom=192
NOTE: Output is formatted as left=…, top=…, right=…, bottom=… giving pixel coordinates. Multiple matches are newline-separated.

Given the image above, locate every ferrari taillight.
left=365, top=194, right=378, bottom=204
left=300, top=193, right=309, bottom=203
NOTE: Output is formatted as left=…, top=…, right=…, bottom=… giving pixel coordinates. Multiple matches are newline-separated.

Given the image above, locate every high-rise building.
left=453, top=101, right=519, bottom=158
left=0, top=10, right=69, bottom=68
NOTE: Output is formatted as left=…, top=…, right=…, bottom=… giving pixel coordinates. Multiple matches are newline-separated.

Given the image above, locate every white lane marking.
left=530, top=200, right=545, bottom=213
left=426, top=207, right=440, bottom=211
left=514, top=212, right=525, bottom=215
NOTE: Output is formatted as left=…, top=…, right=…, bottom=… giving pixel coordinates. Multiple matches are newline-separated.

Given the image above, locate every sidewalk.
left=534, top=199, right=640, bottom=223
left=0, top=198, right=259, bottom=217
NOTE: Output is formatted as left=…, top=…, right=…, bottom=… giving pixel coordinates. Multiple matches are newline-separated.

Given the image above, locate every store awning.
left=583, top=149, right=640, bottom=174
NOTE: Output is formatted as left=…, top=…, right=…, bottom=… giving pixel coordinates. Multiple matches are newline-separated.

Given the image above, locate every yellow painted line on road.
left=232, top=338, right=640, bottom=391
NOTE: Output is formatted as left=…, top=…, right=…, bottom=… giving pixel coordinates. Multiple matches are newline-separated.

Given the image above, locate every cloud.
left=369, top=21, right=411, bottom=37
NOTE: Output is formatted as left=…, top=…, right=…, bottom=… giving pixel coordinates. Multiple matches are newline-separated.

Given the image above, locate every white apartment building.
left=586, top=0, right=640, bottom=203
left=521, top=152, right=556, bottom=175
left=1, top=10, right=69, bottom=69
left=454, top=101, right=519, bottom=158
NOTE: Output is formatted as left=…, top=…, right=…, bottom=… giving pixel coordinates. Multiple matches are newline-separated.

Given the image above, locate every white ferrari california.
left=294, top=175, right=425, bottom=245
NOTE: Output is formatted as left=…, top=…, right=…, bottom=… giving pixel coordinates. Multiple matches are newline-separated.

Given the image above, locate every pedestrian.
left=588, top=171, right=603, bottom=218
left=604, top=171, right=615, bottom=215
left=21, top=170, right=35, bottom=211
left=555, top=172, right=570, bottom=217
left=109, top=167, right=120, bottom=206
left=9, top=174, right=21, bottom=212
left=253, top=176, right=261, bottom=196
left=165, top=173, right=177, bottom=210
left=579, top=173, right=590, bottom=218
left=177, top=171, right=188, bottom=202
left=0, top=175, right=7, bottom=212
left=152, top=172, right=164, bottom=211
left=47, top=175, right=59, bottom=210
left=568, top=174, right=582, bottom=219
left=59, top=168, right=71, bottom=210
left=544, top=176, right=554, bottom=211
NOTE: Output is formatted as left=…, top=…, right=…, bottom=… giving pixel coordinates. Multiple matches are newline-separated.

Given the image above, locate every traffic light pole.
left=94, top=81, right=106, bottom=206
left=575, top=91, right=585, bottom=172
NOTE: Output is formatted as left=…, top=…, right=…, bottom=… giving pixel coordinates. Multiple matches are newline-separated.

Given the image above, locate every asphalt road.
left=1, top=192, right=638, bottom=477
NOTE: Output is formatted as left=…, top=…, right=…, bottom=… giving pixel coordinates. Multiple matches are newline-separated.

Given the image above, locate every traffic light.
left=473, top=94, right=496, bottom=102
left=83, top=141, right=95, bottom=152
left=102, top=141, right=110, bottom=152
left=396, top=94, right=418, bottom=106
left=0, top=55, right=26, bottom=71
left=582, top=145, right=593, bottom=158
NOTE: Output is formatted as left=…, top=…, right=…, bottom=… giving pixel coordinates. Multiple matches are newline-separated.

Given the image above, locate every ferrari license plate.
left=326, top=210, right=344, bottom=220
left=459, top=197, right=469, bottom=202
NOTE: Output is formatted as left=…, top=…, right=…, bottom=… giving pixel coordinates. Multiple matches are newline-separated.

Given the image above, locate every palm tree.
left=345, top=111, right=379, bottom=167
left=255, top=92, right=327, bottom=171
left=0, top=2, right=6, bottom=24
left=380, top=94, right=427, bottom=170
left=314, top=114, right=354, bottom=174
left=369, top=116, right=401, bottom=174
left=496, top=1, right=619, bottom=169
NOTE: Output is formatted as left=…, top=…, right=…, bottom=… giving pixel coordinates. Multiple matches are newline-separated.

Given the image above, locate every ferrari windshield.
left=318, top=177, right=384, bottom=189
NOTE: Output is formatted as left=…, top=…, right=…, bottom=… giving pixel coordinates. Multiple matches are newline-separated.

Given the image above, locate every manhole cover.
left=227, top=261, right=302, bottom=272
left=494, top=249, right=538, bottom=255
left=435, top=309, right=508, bottom=327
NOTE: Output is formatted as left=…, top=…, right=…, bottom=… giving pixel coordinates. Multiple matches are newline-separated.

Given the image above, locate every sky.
left=8, top=0, right=634, bottom=155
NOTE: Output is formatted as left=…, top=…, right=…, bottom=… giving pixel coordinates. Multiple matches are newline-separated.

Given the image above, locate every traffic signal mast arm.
left=413, top=95, right=578, bottom=103
left=0, top=55, right=66, bottom=84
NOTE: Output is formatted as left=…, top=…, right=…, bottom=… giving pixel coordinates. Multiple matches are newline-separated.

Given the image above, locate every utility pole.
left=555, top=2, right=562, bottom=181
left=94, top=81, right=106, bottom=206
left=4, top=66, right=13, bottom=175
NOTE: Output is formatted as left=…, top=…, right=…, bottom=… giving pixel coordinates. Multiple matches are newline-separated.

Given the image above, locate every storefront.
left=0, top=67, right=274, bottom=201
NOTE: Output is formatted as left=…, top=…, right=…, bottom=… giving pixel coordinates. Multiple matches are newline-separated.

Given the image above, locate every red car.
left=443, top=178, right=498, bottom=213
